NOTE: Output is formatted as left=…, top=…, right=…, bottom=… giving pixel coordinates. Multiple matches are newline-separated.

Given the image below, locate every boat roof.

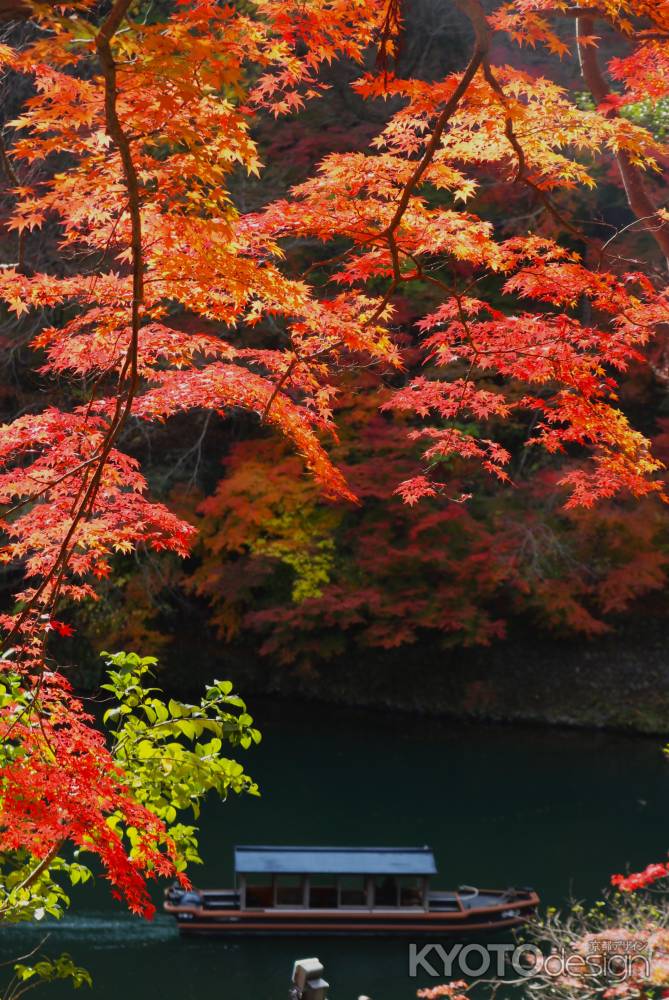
left=234, top=846, right=437, bottom=876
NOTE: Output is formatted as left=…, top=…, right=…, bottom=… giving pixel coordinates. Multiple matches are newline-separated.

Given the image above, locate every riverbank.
left=177, top=616, right=669, bottom=735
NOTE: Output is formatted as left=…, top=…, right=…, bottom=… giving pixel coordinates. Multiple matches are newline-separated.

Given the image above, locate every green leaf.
left=168, top=698, right=185, bottom=718
left=177, top=719, right=196, bottom=740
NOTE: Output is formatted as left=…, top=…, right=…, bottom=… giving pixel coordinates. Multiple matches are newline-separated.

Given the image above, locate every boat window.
left=275, top=875, right=303, bottom=907
left=244, top=874, right=273, bottom=909
left=338, top=876, right=366, bottom=908
left=373, top=875, right=398, bottom=907
left=398, top=876, right=423, bottom=908
left=308, top=875, right=337, bottom=909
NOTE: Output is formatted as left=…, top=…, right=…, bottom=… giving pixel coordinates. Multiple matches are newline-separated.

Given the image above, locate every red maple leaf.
left=46, top=619, right=75, bottom=637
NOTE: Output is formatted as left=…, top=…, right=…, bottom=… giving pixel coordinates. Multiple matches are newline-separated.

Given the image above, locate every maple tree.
left=0, top=0, right=667, bottom=953
left=173, top=378, right=667, bottom=667
left=0, top=0, right=398, bottom=927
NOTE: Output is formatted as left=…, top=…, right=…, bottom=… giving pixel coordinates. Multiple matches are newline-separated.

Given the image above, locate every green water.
left=3, top=701, right=669, bottom=1000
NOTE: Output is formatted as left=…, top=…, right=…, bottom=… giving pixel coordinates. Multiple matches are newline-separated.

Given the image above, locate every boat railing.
left=428, top=891, right=464, bottom=912
left=201, top=889, right=239, bottom=910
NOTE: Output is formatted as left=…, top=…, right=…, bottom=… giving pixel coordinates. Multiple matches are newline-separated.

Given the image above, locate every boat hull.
left=164, top=890, right=539, bottom=937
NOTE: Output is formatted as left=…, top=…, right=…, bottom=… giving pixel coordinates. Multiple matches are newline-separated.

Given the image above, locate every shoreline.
left=173, top=616, right=669, bottom=737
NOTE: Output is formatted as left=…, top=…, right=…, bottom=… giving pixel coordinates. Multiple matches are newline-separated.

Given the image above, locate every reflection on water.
left=2, top=700, right=669, bottom=1000
left=0, top=913, right=178, bottom=948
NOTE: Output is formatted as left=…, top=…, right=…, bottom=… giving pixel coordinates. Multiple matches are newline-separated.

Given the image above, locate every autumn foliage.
left=0, top=0, right=668, bottom=918
left=181, top=382, right=669, bottom=665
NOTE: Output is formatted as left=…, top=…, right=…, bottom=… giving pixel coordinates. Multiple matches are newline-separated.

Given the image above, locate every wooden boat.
left=164, top=845, right=539, bottom=936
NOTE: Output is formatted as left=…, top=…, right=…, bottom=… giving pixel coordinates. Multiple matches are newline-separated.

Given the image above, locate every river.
left=2, top=700, right=669, bottom=1000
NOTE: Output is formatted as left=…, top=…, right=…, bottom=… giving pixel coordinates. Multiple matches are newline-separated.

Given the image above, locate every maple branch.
left=302, top=244, right=356, bottom=278
left=50, top=0, right=143, bottom=512
left=96, top=0, right=143, bottom=376
left=576, top=14, right=669, bottom=263
left=261, top=355, right=299, bottom=422
left=383, top=11, right=487, bottom=240
left=453, top=0, right=594, bottom=251
left=0, top=841, right=64, bottom=917
left=3, top=0, right=144, bottom=645
left=38, top=0, right=143, bottom=597
left=12, top=843, right=62, bottom=894
left=378, top=0, right=597, bottom=294
left=376, top=0, right=403, bottom=74
left=158, top=410, right=213, bottom=488
left=0, top=130, right=25, bottom=273
left=557, top=5, right=669, bottom=36
left=2, top=455, right=102, bottom=518
left=480, top=59, right=590, bottom=245
left=364, top=2, right=489, bottom=325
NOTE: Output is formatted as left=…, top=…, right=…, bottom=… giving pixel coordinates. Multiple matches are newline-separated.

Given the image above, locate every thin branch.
left=0, top=130, right=25, bottom=273
left=261, top=355, right=298, bottom=422
left=383, top=26, right=487, bottom=241
left=0, top=935, right=49, bottom=970
left=0, top=843, right=64, bottom=918
left=576, top=13, right=669, bottom=263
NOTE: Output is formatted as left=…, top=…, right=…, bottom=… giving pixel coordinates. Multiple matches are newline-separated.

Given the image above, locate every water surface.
left=3, top=701, right=668, bottom=1000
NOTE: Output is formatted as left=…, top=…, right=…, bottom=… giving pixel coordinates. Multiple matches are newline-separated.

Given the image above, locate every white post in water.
left=290, top=958, right=329, bottom=1000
